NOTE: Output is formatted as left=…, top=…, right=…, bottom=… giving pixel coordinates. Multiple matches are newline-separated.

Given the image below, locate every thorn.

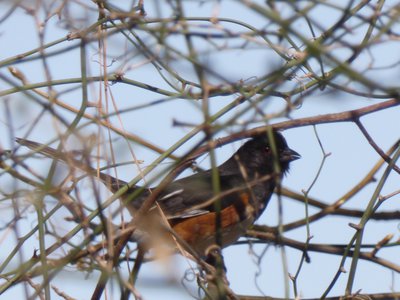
left=348, top=223, right=362, bottom=230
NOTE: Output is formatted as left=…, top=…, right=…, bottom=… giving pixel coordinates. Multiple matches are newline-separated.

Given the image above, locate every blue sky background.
left=0, top=1, right=399, bottom=299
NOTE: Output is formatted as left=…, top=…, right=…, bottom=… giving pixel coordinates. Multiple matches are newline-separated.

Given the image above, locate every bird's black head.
left=233, top=131, right=300, bottom=176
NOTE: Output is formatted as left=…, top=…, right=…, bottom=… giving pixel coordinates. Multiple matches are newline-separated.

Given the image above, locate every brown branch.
left=245, top=230, right=400, bottom=273
left=236, top=291, right=400, bottom=300
left=182, top=98, right=400, bottom=162
left=261, top=99, right=399, bottom=135
left=281, top=188, right=400, bottom=220
left=355, top=119, right=400, bottom=174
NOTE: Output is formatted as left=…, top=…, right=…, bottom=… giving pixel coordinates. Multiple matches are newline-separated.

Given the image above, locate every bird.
left=16, top=130, right=300, bottom=257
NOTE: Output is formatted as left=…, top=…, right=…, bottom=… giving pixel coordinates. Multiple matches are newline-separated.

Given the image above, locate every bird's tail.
left=15, top=138, right=129, bottom=193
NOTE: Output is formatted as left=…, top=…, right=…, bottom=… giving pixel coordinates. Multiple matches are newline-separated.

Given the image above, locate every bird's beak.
left=280, top=148, right=301, bottom=162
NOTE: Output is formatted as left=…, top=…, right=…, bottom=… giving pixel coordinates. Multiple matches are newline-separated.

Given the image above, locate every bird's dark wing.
left=155, top=171, right=262, bottom=219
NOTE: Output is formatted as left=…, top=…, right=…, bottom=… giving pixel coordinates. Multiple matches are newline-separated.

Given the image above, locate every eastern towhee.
left=16, top=130, right=300, bottom=257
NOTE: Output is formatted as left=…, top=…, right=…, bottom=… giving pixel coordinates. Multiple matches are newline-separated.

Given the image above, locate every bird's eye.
left=265, top=146, right=270, bottom=152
